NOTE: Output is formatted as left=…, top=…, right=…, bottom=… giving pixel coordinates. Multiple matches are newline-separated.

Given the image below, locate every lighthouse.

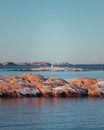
left=51, top=64, right=54, bottom=69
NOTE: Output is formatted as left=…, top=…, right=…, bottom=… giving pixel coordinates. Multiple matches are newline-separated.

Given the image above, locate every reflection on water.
left=0, top=98, right=104, bottom=130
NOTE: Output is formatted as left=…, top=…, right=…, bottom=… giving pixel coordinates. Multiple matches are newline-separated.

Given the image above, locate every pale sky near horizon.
left=0, top=0, right=104, bottom=64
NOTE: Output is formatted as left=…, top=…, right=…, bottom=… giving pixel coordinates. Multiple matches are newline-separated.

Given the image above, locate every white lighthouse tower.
left=51, top=64, right=54, bottom=69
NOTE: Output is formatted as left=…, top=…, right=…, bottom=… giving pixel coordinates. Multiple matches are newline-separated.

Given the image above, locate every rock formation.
left=67, top=78, right=104, bottom=97
left=0, top=62, right=51, bottom=67
left=54, top=62, right=71, bottom=67
left=2, top=62, right=16, bottom=66
left=0, top=74, right=104, bottom=98
left=31, top=62, right=51, bottom=67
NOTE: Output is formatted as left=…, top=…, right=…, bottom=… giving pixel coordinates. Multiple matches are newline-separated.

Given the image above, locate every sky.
left=0, top=0, right=104, bottom=64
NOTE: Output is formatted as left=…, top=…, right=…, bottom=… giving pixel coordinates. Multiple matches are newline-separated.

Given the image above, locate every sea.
left=0, top=65, right=104, bottom=130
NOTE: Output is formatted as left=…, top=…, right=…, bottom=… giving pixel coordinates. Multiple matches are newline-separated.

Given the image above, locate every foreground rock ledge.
left=0, top=74, right=104, bottom=98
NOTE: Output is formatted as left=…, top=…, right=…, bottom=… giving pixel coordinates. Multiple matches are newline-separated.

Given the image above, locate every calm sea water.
left=0, top=98, right=104, bottom=130
left=1, top=70, right=104, bottom=79
left=0, top=66, right=104, bottom=130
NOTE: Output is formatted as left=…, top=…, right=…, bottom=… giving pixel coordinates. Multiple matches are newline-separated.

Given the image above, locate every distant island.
left=0, top=61, right=52, bottom=66
left=0, top=61, right=104, bottom=66
left=0, top=61, right=104, bottom=71
left=0, top=61, right=73, bottom=67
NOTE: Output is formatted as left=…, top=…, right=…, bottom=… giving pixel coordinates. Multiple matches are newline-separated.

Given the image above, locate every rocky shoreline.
left=12, top=67, right=87, bottom=72
left=0, top=74, right=104, bottom=98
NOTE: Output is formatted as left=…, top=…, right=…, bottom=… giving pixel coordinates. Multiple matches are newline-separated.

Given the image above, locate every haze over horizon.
left=0, top=0, right=104, bottom=64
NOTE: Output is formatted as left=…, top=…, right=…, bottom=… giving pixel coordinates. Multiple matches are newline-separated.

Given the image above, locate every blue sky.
left=0, top=0, right=104, bottom=64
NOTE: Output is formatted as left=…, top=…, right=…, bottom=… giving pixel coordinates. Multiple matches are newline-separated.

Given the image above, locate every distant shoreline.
left=0, top=62, right=104, bottom=71
left=0, top=61, right=104, bottom=66
left=9, top=67, right=89, bottom=72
